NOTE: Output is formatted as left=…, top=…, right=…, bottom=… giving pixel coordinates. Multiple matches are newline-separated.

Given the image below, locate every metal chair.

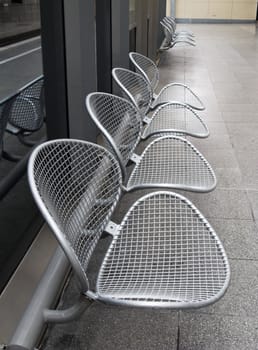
left=6, top=77, right=45, bottom=147
left=164, top=16, right=195, bottom=38
left=161, top=17, right=196, bottom=43
left=112, top=67, right=209, bottom=139
left=0, top=103, right=10, bottom=160
left=160, top=21, right=196, bottom=51
left=129, top=52, right=205, bottom=110
left=86, top=92, right=216, bottom=193
left=28, top=139, right=230, bottom=316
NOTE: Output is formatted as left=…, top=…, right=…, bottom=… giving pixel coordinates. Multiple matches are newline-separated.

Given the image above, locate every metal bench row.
left=26, top=52, right=230, bottom=322
left=8, top=51, right=230, bottom=349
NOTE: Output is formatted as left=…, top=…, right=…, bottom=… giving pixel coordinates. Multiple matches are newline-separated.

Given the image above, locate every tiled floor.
left=43, top=24, right=258, bottom=350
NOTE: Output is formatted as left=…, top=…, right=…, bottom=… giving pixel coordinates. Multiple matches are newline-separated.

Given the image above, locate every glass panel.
left=0, top=0, right=44, bottom=292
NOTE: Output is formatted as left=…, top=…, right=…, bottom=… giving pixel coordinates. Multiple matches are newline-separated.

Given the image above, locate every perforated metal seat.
left=112, top=68, right=209, bottom=139
left=28, top=139, right=230, bottom=312
left=86, top=93, right=216, bottom=193
left=127, top=136, right=215, bottom=192
left=129, top=52, right=205, bottom=111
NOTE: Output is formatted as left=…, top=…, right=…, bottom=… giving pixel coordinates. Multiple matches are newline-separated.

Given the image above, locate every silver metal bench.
left=129, top=52, right=205, bottom=110
left=164, top=16, right=195, bottom=38
left=160, top=21, right=196, bottom=50
left=112, top=67, right=209, bottom=139
left=162, top=17, right=195, bottom=42
left=86, top=92, right=216, bottom=193
left=28, top=139, right=230, bottom=314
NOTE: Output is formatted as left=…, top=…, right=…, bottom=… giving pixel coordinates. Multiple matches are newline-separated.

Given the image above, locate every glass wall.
left=0, top=0, right=44, bottom=292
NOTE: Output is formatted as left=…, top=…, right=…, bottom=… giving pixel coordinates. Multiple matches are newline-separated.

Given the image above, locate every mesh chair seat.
left=129, top=52, right=204, bottom=111
left=86, top=93, right=215, bottom=193
left=112, top=68, right=208, bottom=139
left=142, top=103, right=209, bottom=139
left=126, top=136, right=216, bottom=192
left=29, top=141, right=230, bottom=313
left=97, top=191, right=230, bottom=308
left=152, top=83, right=205, bottom=111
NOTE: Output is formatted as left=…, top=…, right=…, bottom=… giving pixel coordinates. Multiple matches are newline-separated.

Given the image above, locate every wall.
left=175, top=0, right=257, bottom=20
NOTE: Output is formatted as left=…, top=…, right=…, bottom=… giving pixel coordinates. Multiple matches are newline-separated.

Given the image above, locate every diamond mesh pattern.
left=112, top=68, right=152, bottom=118
left=29, top=140, right=122, bottom=280
left=127, top=136, right=216, bottom=192
left=142, top=103, right=208, bottom=139
left=129, top=52, right=159, bottom=92
left=153, top=83, right=205, bottom=111
left=97, top=191, right=230, bottom=307
left=86, top=93, right=142, bottom=171
left=8, top=78, right=44, bottom=131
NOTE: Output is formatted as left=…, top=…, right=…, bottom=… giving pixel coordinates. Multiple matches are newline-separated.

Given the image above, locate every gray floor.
left=43, top=24, right=258, bottom=350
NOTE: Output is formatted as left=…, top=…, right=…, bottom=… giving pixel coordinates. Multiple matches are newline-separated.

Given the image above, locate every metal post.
left=9, top=248, right=70, bottom=350
left=96, top=0, right=112, bottom=93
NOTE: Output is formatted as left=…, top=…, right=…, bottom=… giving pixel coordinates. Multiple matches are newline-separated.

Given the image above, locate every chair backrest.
left=162, top=18, right=175, bottom=35
left=8, top=78, right=44, bottom=132
left=28, top=139, right=122, bottom=293
left=86, top=92, right=142, bottom=178
left=112, top=68, right=152, bottom=118
left=160, top=21, right=173, bottom=46
left=129, top=52, right=159, bottom=92
left=164, top=16, right=176, bottom=31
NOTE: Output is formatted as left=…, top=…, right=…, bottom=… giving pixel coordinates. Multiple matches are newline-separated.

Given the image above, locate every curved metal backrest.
left=8, top=78, right=44, bottom=131
left=112, top=68, right=152, bottom=118
left=162, top=17, right=174, bottom=33
left=86, top=93, right=142, bottom=178
left=28, top=139, right=122, bottom=292
left=160, top=21, right=173, bottom=45
left=164, top=16, right=176, bottom=31
left=129, top=52, right=159, bottom=92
